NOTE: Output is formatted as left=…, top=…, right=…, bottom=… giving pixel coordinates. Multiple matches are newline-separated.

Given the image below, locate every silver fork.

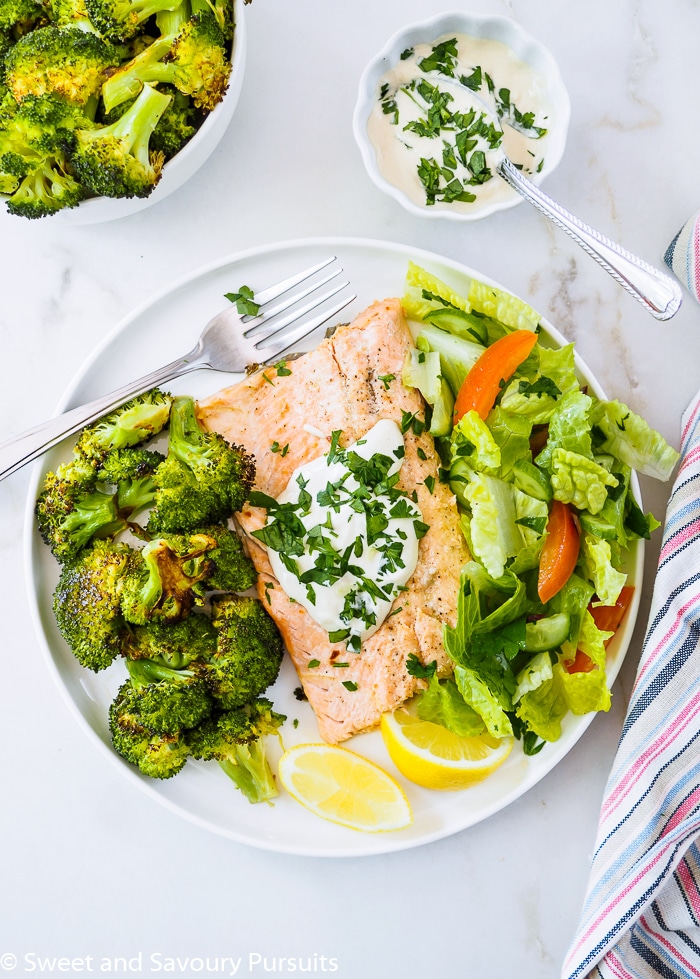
left=0, top=257, right=356, bottom=482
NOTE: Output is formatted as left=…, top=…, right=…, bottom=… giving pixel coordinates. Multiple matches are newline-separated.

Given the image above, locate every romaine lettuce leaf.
left=550, top=447, right=619, bottom=514
left=462, top=473, right=522, bottom=578
left=591, top=400, right=680, bottom=481
left=417, top=325, right=484, bottom=396
left=467, top=279, right=540, bottom=332
left=402, top=261, right=470, bottom=320
left=515, top=668, right=568, bottom=742
left=536, top=389, right=594, bottom=470
left=581, top=531, right=627, bottom=606
left=513, top=650, right=554, bottom=704
left=451, top=410, right=500, bottom=473
left=487, top=407, right=533, bottom=478
left=454, top=666, right=514, bottom=738
left=415, top=674, right=486, bottom=736
left=499, top=343, right=579, bottom=424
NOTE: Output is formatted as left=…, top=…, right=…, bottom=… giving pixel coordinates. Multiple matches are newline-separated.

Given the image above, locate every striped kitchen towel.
left=563, top=392, right=700, bottom=979
left=664, top=209, right=700, bottom=303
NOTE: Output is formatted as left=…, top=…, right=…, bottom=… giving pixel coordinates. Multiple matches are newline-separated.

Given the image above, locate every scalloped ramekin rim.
left=352, top=12, right=571, bottom=222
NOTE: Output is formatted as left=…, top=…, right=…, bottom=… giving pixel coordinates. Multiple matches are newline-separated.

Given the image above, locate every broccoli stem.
left=80, top=83, right=171, bottom=168
left=168, top=395, right=212, bottom=469
left=218, top=741, right=279, bottom=805
left=101, top=36, right=176, bottom=112
left=126, top=656, right=194, bottom=687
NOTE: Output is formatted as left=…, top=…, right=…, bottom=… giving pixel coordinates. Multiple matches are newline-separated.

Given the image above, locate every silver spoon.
left=421, top=79, right=682, bottom=322
left=495, top=154, right=682, bottom=321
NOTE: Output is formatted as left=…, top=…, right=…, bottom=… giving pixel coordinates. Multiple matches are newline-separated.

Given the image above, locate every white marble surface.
left=1, top=0, right=699, bottom=976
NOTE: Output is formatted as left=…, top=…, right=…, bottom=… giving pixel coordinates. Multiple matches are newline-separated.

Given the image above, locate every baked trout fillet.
left=197, top=298, right=469, bottom=743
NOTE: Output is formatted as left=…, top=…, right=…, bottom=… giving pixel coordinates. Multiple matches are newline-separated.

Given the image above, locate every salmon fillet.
left=197, top=298, right=469, bottom=743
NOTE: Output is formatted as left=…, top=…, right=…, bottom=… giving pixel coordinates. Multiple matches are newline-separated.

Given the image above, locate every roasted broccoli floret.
left=197, top=594, right=284, bottom=709
left=109, top=680, right=189, bottom=778
left=73, top=389, right=171, bottom=464
left=101, top=9, right=230, bottom=113
left=36, top=464, right=125, bottom=562
left=0, top=94, right=90, bottom=202
left=187, top=698, right=285, bottom=803
left=84, top=0, right=181, bottom=42
left=100, top=84, right=200, bottom=160
left=0, top=0, right=47, bottom=36
left=119, top=531, right=216, bottom=625
left=4, top=26, right=119, bottom=105
left=123, top=656, right=213, bottom=731
left=49, top=0, right=95, bottom=29
left=199, top=523, right=256, bottom=592
left=122, top=612, right=218, bottom=667
left=191, top=0, right=232, bottom=43
left=144, top=84, right=199, bottom=158
left=6, top=154, right=85, bottom=217
left=97, top=446, right=164, bottom=519
left=148, top=396, right=255, bottom=534
left=53, top=539, right=131, bottom=670
left=68, top=82, right=171, bottom=198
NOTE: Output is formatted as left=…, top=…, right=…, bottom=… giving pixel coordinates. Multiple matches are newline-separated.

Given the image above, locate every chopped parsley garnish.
left=406, top=653, right=437, bottom=679
left=517, top=376, right=562, bottom=400
left=252, top=426, right=427, bottom=655
left=270, top=441, right=290, bottom=456
left=275, top=360, right=292, bottom=376
left=224, top=284, right=260, bottom=316
left=342, top=681, right=358, bottom=692
left=308, top=659, right=320, bottom=669
left=378, top=373, right=396, bottom=390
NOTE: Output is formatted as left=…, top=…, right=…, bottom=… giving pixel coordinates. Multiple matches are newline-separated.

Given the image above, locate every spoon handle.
left=498, top=158, right=682, bottom=321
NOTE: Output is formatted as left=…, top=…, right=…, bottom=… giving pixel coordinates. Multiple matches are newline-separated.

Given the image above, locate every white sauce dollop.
left=262, top=419, right=424, bottom=651
left=367, top=32, right=552, bottom=214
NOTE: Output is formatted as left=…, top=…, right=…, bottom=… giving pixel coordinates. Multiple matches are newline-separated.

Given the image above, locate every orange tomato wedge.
left=589, top=585, right=635, bottom=644
left=564, top=649, right=595, bottom=674
left=538, top=500, right=580, bottom=604
left=453, top=329, right=539, bottom=423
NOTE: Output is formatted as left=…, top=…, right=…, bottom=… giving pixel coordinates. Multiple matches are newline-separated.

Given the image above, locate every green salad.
left=400, top=262, right=679, bottom=755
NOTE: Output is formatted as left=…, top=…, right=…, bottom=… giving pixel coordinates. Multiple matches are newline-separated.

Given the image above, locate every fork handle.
left=498, top=158, right=683, bottom=321
left=0, top=352, right=202, bottom=482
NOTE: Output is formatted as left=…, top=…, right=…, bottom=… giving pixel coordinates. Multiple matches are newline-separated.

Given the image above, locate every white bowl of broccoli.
left=0, top=0, right=247, bottom=222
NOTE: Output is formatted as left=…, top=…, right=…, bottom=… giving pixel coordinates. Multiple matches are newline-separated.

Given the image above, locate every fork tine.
left=243, top=267, right=344, bottom=333
left=257, top=291, right=357, bottom=363
left=249, top=279, right=353, bottom=345
left=251, top=256, right=338, bottom=308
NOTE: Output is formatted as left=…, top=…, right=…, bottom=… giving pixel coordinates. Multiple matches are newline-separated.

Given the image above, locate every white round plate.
left=25, top=237, right=643, bottom=856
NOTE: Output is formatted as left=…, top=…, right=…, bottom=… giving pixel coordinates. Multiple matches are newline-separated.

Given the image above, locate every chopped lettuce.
left=499, top=343, right=580, bottom=424
left=591, top=400, right=680, bottom=481
left=451, top=410, right=500, bottom=474
left=550, top=448, right=620, bottom=514
left=467, top=279, right=540, bottom=332
left=417, top=324, right=484, bottom=395
left=455, top=666, right=514, bottom=738
left=402, top=347, right=442, bottom=405
left=416, top=674, right=486, bottom=737
left=580, top=532, right=627, bottom=607
left=487, top=407, right=533, bottom=478
left=402, top=261, right=470, bottom=321
left=536, top=389, right=594, bottom=470
left=397, top=261, right=678, bottom=757
left=461, top=473, right=521, bottom=578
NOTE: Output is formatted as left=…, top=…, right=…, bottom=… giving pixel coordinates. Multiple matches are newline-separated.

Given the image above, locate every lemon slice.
left=277, top=743, right=413, bottom=832
left=380, top=709, right=514, bottom=790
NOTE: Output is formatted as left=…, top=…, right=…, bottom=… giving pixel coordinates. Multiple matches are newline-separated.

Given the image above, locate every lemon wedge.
left=380, top=709, right=514, bottom=790
left=277, top=743, right=413, bottom=832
